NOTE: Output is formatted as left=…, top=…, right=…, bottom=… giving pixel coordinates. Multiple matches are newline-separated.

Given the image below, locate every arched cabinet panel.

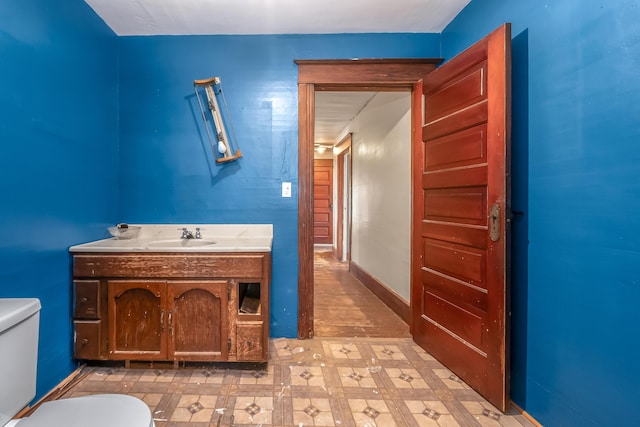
left=108, top=281, right=165, bottom=359
left=169, top=281, right=228, bottom=360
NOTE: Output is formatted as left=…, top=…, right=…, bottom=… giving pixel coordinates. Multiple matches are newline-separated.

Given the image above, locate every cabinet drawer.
left=74, top=321, right=101, bottom=359
left=74, top=254, right=265, bottom=278
left=236, top=321, right=265, bottom=361
left=74, top=280, right=100, bottom=319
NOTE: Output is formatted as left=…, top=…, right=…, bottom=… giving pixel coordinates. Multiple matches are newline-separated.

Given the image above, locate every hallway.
left=313, top=250, right=411, bottom=338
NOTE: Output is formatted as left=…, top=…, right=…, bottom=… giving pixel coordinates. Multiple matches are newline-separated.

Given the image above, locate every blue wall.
left=117, top=34, right=441, bottom=337
left=0, top=0, right=118, bottom=399
left=7, top=2, right=637, bottom=423
left=0, top=1, right=440, bottom=398
left=443, top=1, right=640, bottom=425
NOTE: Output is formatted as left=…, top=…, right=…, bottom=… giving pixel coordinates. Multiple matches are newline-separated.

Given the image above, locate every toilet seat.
left=12, top=394, right=154, bottom=427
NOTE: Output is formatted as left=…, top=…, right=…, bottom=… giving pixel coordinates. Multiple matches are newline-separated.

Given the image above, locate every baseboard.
left=16, top=365, right=86, bottom=418
left=314, top=244, right=333, bottom=249
left=511, top=401, right=543, bottom=427
left=349, top=261, right=410, bottom=325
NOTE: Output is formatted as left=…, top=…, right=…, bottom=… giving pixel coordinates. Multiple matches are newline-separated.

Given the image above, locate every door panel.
left=314, top=159, right=333, bottom=244
left=425, top=187, right=487, bottom=224
left=425, top=126, right=486, bottom=170
left=411, top=24, right=511, bottom=411
left=108, top=280, right=165, bottom=359
left=168, top=281, right=228, bottom=360
left=236, top=322, right=264, bottom=361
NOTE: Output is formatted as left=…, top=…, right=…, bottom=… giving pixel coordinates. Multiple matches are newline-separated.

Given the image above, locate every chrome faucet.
left=181, top=227, right=202, bottom=239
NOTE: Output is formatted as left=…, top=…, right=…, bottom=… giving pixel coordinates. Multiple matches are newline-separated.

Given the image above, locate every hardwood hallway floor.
left=313, top=250, right=411, bottom=338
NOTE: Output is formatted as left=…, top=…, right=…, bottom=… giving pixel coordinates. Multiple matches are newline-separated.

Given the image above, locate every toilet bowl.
left=5, top=394, right=154, bottom=427
left=0, top=298, right=154, bottom=427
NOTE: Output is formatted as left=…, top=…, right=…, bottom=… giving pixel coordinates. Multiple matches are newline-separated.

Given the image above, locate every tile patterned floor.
left=61, top=337, right=534, bottom=427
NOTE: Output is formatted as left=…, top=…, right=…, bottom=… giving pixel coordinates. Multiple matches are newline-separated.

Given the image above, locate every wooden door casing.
left=411, top=24, right=511, bottom=411
left=335, top=134, right=352, bottom=261
left=297, top=59, right=443, bottom=339
left=314, top=159, right=333, bottom=244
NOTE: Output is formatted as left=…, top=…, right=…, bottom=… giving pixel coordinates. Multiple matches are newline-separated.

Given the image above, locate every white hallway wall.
left=336, top=91, right=411, bottom=302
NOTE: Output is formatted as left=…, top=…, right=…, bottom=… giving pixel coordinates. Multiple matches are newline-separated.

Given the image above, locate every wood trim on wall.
left=510, top=402, right=543, bottom=427
left=350, top=261, right=411, bottom=325
left=298, top=83, right=315, bottom=339
left=296, top=58, right=443, bottom=87
left=334, top=133, right=352, bottom=261
left=335, top=132, right=353, bottom=153
left=296, top=58, right=442, bottom=339
left=17, top=366, right=86, bottom=417
left=410, top=80, right=424, bottom=336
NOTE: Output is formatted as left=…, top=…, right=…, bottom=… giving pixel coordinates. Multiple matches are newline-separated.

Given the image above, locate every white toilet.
left=0, top=298, right=154, bottom=427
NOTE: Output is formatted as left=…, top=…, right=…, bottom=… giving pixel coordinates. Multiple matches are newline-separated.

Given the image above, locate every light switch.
left=282, top=182, right=292, bottom=198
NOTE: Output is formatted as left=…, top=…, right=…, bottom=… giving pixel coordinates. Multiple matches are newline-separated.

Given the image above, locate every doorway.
left=297, top=27, right=511, bottom=410
left=312, top=91, right=414, bottom=338
left=296, top=59, right=442, bottom=339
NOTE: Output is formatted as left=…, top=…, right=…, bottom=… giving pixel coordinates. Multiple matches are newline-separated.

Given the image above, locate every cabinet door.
left=74, top=280, right=100, bottom=319
left=236, top=321, right=265, bottom=361
left=108, top=280, right=166, bottom=360
left=168, top=281, right=229, bottom=361
left=74, top=320, right=101, bottom=359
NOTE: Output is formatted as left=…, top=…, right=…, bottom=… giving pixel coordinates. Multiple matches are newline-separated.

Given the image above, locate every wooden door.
left=236, top=321, right=265, bottom=361
left=108, top=280, right=166, bottom=359
left=168, top=281, right=228, bottom=361
left=314, top=159, right=333, bottom=244
left=411, top=24, right=511, bottom=411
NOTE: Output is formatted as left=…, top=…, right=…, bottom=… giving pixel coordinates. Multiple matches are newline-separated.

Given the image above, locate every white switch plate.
left=282, top=182, right=292, bottom=198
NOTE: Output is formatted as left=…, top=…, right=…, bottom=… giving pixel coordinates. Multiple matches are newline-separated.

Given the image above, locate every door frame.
left=334, top=133, right=352, bottom=261
left=295, top=58, right=442, bottom=338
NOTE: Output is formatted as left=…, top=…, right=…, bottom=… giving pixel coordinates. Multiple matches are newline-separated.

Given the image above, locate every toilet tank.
left=0, top=299, right=41, bottom=426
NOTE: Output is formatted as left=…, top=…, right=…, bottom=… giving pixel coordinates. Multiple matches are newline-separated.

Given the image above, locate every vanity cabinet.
left=72, top=252, right=270, bottom=363
left=108, top=280, right=229, bottom=361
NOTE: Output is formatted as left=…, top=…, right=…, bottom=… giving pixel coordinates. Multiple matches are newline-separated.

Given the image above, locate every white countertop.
left=69, top=224, right=273, bottom=253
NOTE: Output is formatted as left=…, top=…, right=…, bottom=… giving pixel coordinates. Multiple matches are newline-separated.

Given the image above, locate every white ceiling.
left=315, top=92, right=376, bottom=145
left=84, top=0, right=470, bottom=36
left=83, top=0, right=470, bottom=145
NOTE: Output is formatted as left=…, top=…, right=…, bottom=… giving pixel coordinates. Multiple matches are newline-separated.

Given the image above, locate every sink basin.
left=146, top=239, right=217, bottom=248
